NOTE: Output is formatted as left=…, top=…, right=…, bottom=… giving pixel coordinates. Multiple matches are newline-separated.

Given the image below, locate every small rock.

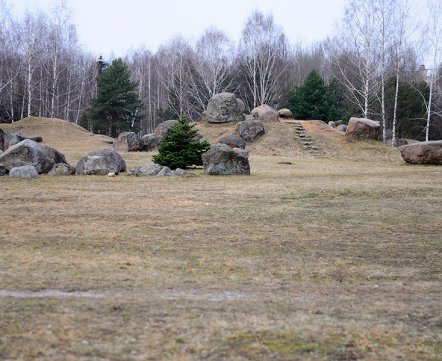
left=127, top=164, right=163, bottom=176
left=157, top=166, right=173, bottom=176
left=337, top=124, right=347, bottom=132
left=278, top=108, right=293, bottom=118
left=107, top=172, right=116, bottom=177
left=48, top=163, right=76, bottom=176
left=9, top=165, right=38, bottom=179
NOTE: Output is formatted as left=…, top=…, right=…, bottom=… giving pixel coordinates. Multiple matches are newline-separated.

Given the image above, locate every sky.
left=7, top=0, right=349, bottom=59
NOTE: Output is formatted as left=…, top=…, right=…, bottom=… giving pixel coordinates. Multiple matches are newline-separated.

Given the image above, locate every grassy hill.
left=1, top=117, right=113, bottom=153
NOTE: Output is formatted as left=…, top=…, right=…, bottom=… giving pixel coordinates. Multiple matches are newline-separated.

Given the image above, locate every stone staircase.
left=291, top=121, right=326, bottom=157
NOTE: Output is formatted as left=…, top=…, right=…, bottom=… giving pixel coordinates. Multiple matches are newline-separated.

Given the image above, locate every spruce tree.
left=90, top=58, right=142, bottom=137
left=289, top=71, right=340, bottom=122
left=153, top=119, right=210, bottom=169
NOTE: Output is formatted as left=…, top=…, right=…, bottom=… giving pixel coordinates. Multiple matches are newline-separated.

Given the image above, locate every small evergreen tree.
left=153, top=119, right=210, bottom=169
left=289, top=71, right=340, bottom=121
left=90, top=58, right=143, bottom=137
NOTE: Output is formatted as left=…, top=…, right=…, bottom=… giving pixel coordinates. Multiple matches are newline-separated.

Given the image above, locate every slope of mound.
left=1, top=117, right=113, bottom=154
left=196, top=118, right=401, bottom=161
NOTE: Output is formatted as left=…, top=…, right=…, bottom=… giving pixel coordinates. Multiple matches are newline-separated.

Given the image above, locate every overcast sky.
left=8, top=0, right=349, bottom=59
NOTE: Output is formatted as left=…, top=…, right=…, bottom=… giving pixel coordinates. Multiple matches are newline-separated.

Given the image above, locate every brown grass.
left=0, top=118, right=441, bottom=360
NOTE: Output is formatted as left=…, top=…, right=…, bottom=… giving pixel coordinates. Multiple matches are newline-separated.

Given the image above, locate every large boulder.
left=76, top=149, right=126, bottom=175
left=236, top=120, right=265, bottom=143
left=278, top=108, right=293, bottom=119
left=9, top=165, right=39, bottom=179
left=206, top=92, right=244, bottom=123
left=48, top=163, right=76, bottom=176
left=218, top=134, right=246, bottom=149
left=202, top=143, right=250, bottom=175
left=113, top=132, right=141, bottom=152
left=140, top=133, right=161, bottom=151
left=251, top=104, right=279, bottom=122
left=155, top=120, right=180, bottom=136
left=0, top=139, right=68, bottom=174
left=400, top=141, right=442, bottom=165
left=345, top=117, right=381, bottom=140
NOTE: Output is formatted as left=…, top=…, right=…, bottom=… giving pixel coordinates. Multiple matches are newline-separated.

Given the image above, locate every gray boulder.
left=127, top=164, right=163, bottom=176
left=218, top=134, right=246, bottom=149
left=236, top=120, right=265, bottom=143
left=9, top=165, right=38, bottom=179
left=140, top=133, right=161, bottom=151
left=251, top=104, right=279, bottom=122
left=400, top=141, right=442, bottom=165
left=345, top=117, right=381, bottom=140
left=278, top=108, right=293, bottom=118
left=113, top=132, right=141, bottom=152
left=157, top=166, right=173, bottom=176
left=0, top=139, right=68, bottom=174
left=337, top=124, right=347, bottom=132
left=155, top=120, right=180, bottom=136
left=48, top=163, right=76, bottom=176
left=206, top=92, right=244, bottom=123
left=202, top=143, right=250, bottom=175
left=5, top=132, right=23, bottom=148
left=76, top=149, right=126, bottom=175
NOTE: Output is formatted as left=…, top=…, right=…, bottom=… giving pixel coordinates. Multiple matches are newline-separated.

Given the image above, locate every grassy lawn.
left=0, top=152, right=441, bottom=360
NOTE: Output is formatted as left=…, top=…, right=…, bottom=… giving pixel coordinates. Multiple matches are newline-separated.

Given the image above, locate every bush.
left=153, top=119, right=210, bottom=169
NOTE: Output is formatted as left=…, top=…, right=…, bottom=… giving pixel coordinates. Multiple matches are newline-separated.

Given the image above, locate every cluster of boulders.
left=126, top=164, right=193, bottom=177
left=0, top=138, right=70, bottom=179
left=112, top=119, right=181, bottom=153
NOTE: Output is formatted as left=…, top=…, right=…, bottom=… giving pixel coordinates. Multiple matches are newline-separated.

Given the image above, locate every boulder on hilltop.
left=251, top=104, right=279, bottom=122
left=206, top=92, right=244, bottom=123
left=345, top=117, right=381, bottom=140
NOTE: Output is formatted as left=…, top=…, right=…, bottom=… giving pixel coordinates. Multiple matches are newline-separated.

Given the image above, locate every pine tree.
left=289, top=71, right=340, bottom=122
left=90, top=58, right=143, bottom=137
left=153, top=119, right=210, bottom=169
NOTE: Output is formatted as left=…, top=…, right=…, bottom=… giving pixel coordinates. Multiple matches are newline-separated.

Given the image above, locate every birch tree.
left=238, top=10, right=289, bottom=109
left=189, top=28, right=234, bottom=109
left=326, top=0, right=380, bottom=118
left=423, top=0, right=442, bottom=141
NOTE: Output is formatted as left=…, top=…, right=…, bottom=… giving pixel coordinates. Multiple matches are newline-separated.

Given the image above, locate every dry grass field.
left=0, top=118, right=441, bottom=360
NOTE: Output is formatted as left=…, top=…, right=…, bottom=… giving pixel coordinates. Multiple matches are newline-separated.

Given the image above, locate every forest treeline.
left=0, top=0, right=441, bottom=142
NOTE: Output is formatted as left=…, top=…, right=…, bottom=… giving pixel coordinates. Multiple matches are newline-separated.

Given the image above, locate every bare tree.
left=189, top=28, right=234, bottom=109
left=326, top=0, right=380, bottom=118
left=423, top=0, right=442, bottom=141
left=237, top=10, right=289, bottom=109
